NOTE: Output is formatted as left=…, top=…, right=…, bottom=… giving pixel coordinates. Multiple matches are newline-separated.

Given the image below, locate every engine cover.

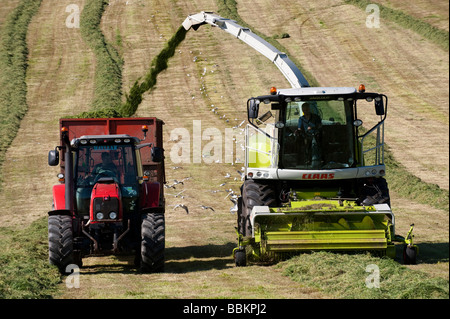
left=89, top=182, right=122, bottom=223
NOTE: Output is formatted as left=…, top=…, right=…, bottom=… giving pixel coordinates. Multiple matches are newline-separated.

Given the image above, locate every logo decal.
left=302, top=173, right=335, bottom=180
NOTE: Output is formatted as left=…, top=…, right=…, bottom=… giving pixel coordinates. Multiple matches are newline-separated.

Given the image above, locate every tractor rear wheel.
left=141, top=213, right=165, bottom=272
left=239, top=180, right=276, bottom=237
left=48, top=215, right=74, bottom=274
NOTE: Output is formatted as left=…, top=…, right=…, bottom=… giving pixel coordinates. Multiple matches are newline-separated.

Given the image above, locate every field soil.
left=0, top=0, right=448, bottom=298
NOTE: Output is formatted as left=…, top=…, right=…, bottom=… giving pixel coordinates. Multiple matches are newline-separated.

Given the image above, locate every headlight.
left=96, top=212, right=104, bottom=220
left=109, top=211, right=117, bottom=219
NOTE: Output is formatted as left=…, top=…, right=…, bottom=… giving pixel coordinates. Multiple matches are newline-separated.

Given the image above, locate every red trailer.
left=48, top=117, right=166, bottom=273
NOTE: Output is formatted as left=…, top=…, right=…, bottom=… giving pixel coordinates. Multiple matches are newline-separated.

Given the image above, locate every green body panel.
left=241, top=200, right=397, bottom=260
left=264, top=230, right=387, bottom=251
left=247, top=131, right=272, bottom=168
left=293, top=190, right=345, bottom=201
left=288, top=199, right=376, bottom=212
left=255, top=211, right=389, bottom=233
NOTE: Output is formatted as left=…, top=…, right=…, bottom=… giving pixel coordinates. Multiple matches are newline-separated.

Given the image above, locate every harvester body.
left=48, top=118, right=166, bottom=273
left=235, top=88, right=417, bottom=265
left=183, top=11, right=417, bottom=265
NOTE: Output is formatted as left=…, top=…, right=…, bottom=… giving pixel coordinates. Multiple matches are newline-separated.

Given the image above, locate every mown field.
left=0, top=0, right=448, bottom=300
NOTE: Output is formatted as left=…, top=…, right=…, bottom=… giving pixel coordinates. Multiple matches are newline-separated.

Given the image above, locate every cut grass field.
left=0, top=0, right=42, bottom=189
left=347, top=0, right=449, bottom=50
left=0, top=217, right=59, bottom=298
left=282, top=251, right=448, bottom=299
left=0, top=0, right=448, bottom=299
left=76, top=0, right=123, bottom=117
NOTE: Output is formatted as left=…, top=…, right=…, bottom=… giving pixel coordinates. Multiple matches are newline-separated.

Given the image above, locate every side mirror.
left=151, top=147, right=164, bottom=163
left=247, top=99, right=260, bottom=119
left=375, top=98, right=385, bottom=116
left=48, top=150, right=59, bottom=166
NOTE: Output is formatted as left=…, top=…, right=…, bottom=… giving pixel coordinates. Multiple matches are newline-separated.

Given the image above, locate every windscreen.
left=75, top=145, right=138, bottom=187
left=74, top=144, right=140, bottom=216
left=280, top=99, right=355, bottom=169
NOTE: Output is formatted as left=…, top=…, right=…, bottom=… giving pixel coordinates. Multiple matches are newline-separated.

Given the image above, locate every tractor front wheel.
left=141, top=213, right=165, bottom=272
left=48, top=215, right=74, bottom=274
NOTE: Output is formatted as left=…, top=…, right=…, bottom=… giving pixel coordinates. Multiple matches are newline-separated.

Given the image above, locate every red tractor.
left=48, top=118, right=166, bottom=273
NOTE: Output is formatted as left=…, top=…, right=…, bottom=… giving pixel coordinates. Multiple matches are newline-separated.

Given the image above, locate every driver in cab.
left=295, top=102, right=323, bottom=168
left=92, top=152, right=118, bottom=179
left=296, top=102, right=322, bottom=135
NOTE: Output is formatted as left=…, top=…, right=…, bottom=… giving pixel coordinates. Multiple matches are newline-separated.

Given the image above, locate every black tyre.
left=234, top=250, right=246, bottom=267
left=239, top=180, right=276, bottom=237
left=48, top=215, right=74, bottom=274
left=141, top=213, right=165, bottom=272
left=403, top=245, right=417, bottom=265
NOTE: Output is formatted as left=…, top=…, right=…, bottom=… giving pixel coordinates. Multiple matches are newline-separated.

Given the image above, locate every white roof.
left=277, top=87, right=356, bottom=96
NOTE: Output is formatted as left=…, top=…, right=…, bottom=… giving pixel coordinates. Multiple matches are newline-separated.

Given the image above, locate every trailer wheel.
left=239, top=180, right=276, bottom=237
left=403, top=245, right=417, bottom=265
left=48, top=215, right=74, bottom=274
left=141, top=213, right=165, bottom=272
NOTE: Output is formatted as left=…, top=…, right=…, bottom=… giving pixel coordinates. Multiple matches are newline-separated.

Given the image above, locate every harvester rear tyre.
left=48, top=215, right=74, bottom=274
left=141, top=213, right=165, bottom=273
left=239, top=180, right=276, bottom=237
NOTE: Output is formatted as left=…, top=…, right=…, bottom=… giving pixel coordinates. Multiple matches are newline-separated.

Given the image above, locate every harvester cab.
left=182, top=11, right=418, bottom=266
left=48, top=118, right=166, bottom=274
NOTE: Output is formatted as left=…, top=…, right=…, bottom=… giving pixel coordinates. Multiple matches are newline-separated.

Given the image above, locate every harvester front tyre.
left=234, top=250, right=247, bottom=267
left=48, top=215, right=74, bottom=274
left=239, top=180, right=276, bottom=237
left=403, top=245, right=417, bottom=265
left=141, top=213, right=165, bottom=273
